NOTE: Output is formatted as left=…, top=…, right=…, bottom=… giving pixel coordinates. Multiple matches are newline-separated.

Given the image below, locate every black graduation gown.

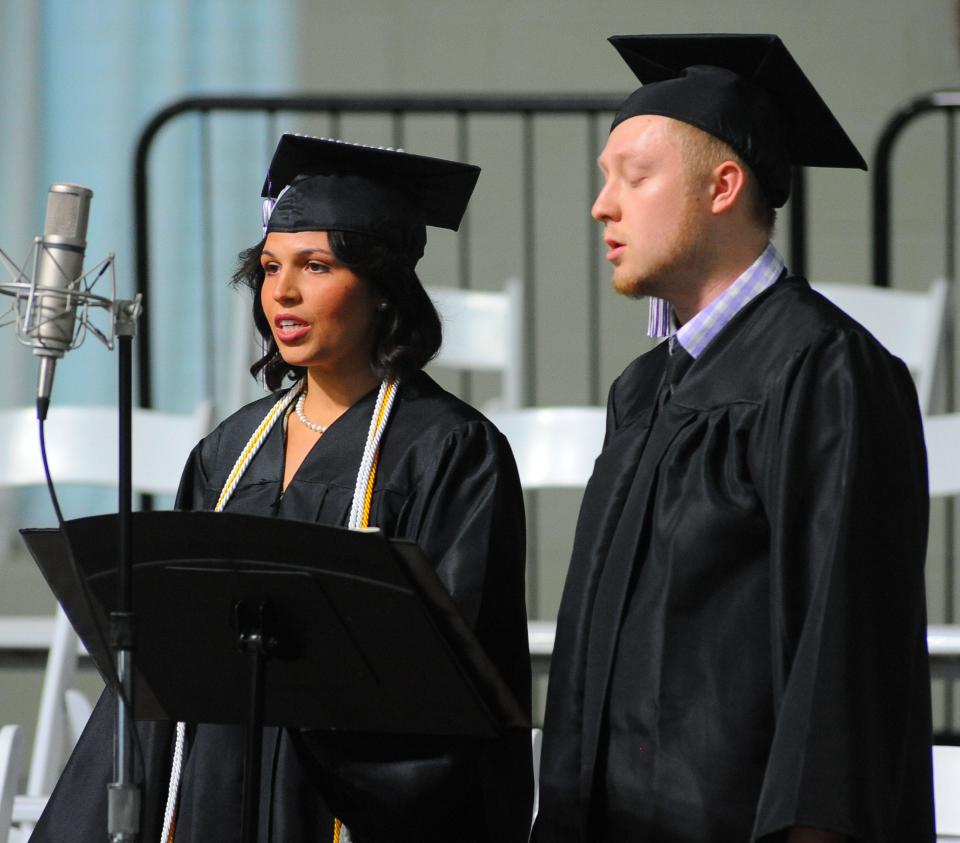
left=31, top=371, right=533, bottom=843
left=535, top=276, right=934, bottom=843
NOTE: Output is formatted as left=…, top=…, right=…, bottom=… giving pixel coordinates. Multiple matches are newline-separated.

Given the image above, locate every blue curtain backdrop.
left=0, top=0, right=297, bottom=528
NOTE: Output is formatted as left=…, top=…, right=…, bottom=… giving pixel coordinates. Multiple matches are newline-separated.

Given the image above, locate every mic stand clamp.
left=109, top=294, right=143, bottom=843
left=113, top=297, right=143, bottom=339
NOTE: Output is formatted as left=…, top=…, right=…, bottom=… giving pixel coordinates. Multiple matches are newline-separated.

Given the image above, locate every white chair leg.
left=64, top=687, right=93, bottom=746
left=0, top=725, right=25, bottom=842
left=531, top=727, right=543, bottom=833
left=27, top=606, right=78, bottom=797
left=934, top=744, right=960, bottom=836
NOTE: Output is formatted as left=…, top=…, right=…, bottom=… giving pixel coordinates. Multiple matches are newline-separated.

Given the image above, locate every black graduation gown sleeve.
left=749, top=328, right=934, bottom=841
left=173, top=424, right=220, bottom=510
left=293, top=419, right=533, bottom=843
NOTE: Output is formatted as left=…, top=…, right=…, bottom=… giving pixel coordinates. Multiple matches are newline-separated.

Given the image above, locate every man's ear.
left=710, top=160, right=748, bottom=216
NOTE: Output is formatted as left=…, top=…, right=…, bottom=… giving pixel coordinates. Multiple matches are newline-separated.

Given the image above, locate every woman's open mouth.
left=274, top=316, right=310, bottom=342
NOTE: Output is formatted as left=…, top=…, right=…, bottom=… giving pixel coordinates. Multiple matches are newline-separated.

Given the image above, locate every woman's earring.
left=377, top=300, right=389, bottom=312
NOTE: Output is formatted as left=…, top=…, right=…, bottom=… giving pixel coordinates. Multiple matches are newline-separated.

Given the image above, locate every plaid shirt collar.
left=647, top=243, right=785, bottom=359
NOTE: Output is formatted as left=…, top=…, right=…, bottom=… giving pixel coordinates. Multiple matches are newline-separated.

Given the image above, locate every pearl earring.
left=377, top=300, right=389, bottom=312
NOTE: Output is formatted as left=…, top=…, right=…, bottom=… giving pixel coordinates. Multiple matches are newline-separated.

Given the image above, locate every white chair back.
left=427, top=280, right=524, bottom=409
left=486, top=406, right=605, bottom=490
left=0, top=402, right=212, bottom=495
left=812, top=278, right=947, bottom=412
left=923, top=412, right=960, bottom=499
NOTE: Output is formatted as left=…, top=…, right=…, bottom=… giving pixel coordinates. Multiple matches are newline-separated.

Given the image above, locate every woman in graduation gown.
left=31, top=134, right=533, bottom=843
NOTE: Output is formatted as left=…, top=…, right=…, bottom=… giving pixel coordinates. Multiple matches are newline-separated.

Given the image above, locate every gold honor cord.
left=157, top=380, right=398, bottom=843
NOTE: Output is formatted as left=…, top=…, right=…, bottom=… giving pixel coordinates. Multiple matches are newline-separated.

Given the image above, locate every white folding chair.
left=0, top=725, right=24, bottom=843
left=935, top=744, right=960, bottom=839
left=426, top=279, right=524, bottom=409
left=812, top=278, right=947, bottom=412
left=486, top=406, right=605, bottom=490
left=0, top=400, right=212, bottom=827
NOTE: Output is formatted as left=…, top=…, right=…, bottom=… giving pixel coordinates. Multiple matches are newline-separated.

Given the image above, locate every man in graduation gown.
left=535, top=34, right=935, bottom=843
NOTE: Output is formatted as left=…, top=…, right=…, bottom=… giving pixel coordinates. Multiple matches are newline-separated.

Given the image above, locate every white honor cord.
left=159, top=382, right=303, bottom=843
left=159, top=378, right=397, bottom=842
left=159, top=723, right=185, bottom=843
left=348, top=380, right=397, bottom=529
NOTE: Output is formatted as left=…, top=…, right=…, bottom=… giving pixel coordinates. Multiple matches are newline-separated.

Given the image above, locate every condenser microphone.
left=31, top=183, right=93, bottom=416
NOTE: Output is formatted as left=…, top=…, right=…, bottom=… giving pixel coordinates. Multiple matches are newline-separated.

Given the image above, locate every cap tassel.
left=261, top=185, right=292, bottom=235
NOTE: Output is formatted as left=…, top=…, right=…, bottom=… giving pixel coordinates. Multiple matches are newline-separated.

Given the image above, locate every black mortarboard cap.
left=261, top=133, right=481, bottom=265
left=608, top=34, right=867, bottom=208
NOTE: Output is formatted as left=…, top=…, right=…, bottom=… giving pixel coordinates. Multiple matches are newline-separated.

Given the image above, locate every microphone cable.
left=37, top=410, right=147, bottom=791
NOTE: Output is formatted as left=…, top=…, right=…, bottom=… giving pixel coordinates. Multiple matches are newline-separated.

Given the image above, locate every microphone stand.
left=107, top=297, right=143, bottom=842
left=1, top=238, right=142, bottom=836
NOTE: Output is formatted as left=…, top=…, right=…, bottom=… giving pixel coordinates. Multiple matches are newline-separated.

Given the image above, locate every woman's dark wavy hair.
left=232, top=231, right=442, bottom=391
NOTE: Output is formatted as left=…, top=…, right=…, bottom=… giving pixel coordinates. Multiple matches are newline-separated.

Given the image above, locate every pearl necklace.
left=295, top=391, right=328, bottom=433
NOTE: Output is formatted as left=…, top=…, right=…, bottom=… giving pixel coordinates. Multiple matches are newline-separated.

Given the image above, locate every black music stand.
left=22, top=511, right=527, bottom=843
